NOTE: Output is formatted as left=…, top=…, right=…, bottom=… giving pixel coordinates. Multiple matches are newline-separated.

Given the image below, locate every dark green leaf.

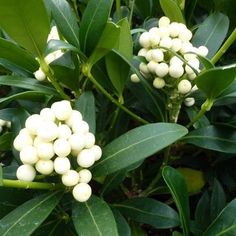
left=192, top=12, right=229, bottom=58
left=0, top=132, right=13, bottom=151
left=203, top=198, right=236, bottom=236
left=93, top=123, right=188, bottom=176
left=0, top=192, right=62, bottom=236
left=0, top=166, right=2, bottom=186
left=130, top=222, right=147, bottom=236
left=195, top=65, right=236, bottom=100
left=72, top=195, right=119, bottom=236
left=46, top=0, right=80, bottom=48
left=79, top=0, right=114, bottom=55
left=135, top=0, right=153, bottom=19
left=159, top=0, right=185, bottom=23
left=115, top=197, right=180, bottom=229
left=75, top=91, right=96, bottom=134
left=162, top=166, right=190, bottom=236
left=182, top=125, right=236, bottom=153
left=0, top=0, right=50, bottom=56
left=172, top=232, right=183, bottom=236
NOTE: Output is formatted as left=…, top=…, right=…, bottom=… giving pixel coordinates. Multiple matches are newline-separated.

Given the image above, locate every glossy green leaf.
left=162, top=166, right=190, bottom=236
left=0, top=132, right=13, bottom=151
left=135, top=0, right=152, bottom=19
left=72, top=195, right=119, bottom=236
left=0, top=0, right=50, bottom=56
left=192, top=12, right=229, bottom=58
left=87, top=22, right=120, bottom=67
left=93, top=123, right=188, bottom=176
left=0, top=38, right=38, bottom=72
left=0, top=192, right=62, bottom=236
left=75, top=91, right=96, bottom=134
left=105, top=18, right=133, bottom=94
left=159, top=0, right=185, bottom=23
left=46, top=0, right=80, bottom=48
left=195, top=65, right=236, bottom=100
left=115, top=197, right=180, bottom=229
left=203, top=198, right=236, bottom=236
left=0, top=165, right=2, bottom=186
left=79, top=0, right=114, bottom=55
left=130, top=222, right=147, bottom=236
left=182, top=125, right=236, bottom=153
left=112, top=209, right=131, bottom=236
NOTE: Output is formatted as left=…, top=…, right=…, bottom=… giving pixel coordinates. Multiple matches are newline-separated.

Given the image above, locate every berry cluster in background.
left=131, top=16, right=209, bottom=107
left=13, top=100, right=102, bottom=202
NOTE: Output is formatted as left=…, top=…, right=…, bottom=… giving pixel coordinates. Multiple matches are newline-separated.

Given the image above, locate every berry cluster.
left=13, top=100, right=102, bottom=202
left=131, top=16, right=209, bottom=106
left=34, top=26, right=64, bottom=81
left=0, top=119, right=11, bottom=133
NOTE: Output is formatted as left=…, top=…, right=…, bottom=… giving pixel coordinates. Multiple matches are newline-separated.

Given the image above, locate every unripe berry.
left=69, top=133, right=86, bottom=152
left=90, top=145, right=102, bottom=161
left=153, top=77, right=165, bottom=89
left=151, top=49, right=164, bottom=62
left=65, top=110, right=83, bottom=127
left=35, top=160, right=54, bottom=175
left=16, top=164, right=36, bottom=182
left=13, top=133, right=33, bottom=151
left=160, top=36, right=172, bottom=49
left=25, top=114, right=43, bottom=135
left=40, top=108, right=55, bottom=122
left=51, top=100, right=73, bottom=121
left=77, top=149, right=95, bottom=168
left=169, top=64, right=184, bottom=78
left=72, top=183, right=92, bottom=202
left=62, top=170, right=80, bottom=186
left=184, top=97, right=195, bottom=107
left=139, top=32, right=151, bottom=48
left=36, top=142, right=54, bottom=160
left=84, top=133, right=95, bottom=149
left=57, top=124, right=72, bottom=139
left=53, top=138, right=71, bottom=157
left=155, top=62, right=169, bottom=77
left=37, top=121, right=58, bottom=142
left=78, top=169, right=92, bottom=183
left=54, top=157, right=71, bottom=174
left=20, top=146, right=38, bottom=165
left=72, top=120, right=89, bottom=134
left=178, top=80, right=192, bottom=94
left=130, top=74, right=140, bottom=83
left=34, top=68, right=46, bottom=81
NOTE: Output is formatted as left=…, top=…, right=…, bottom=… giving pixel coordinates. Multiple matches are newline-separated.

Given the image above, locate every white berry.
left=20, top=146, right=38, bottom=165
left=160, top=36, right=172, bottom=49
left=37, top=121, right=58, bottom=142
left=178, top=80, right=192, bottom=94
left=169, top=22, right=180, bottom=37
left=13, top=133, right=33, bottom=151
left=51, top=100, right=73, bottom=121
left=139, top=32, right=151, bottom=48
left=159, top=16, right=170, bottom=27
left=54, top=157, right=71, bottom=174
left=171, top=38, right=182, bottom=52
left=84, top=133, right=95, bottom=149
left=130, top=74, right=140, bottom=83
left=53, top=138, right=71, bottom=157
left=147, top=61, right=158, bottom=73
left=78, top=169, right=92, bottom=183
left=139, top=62, right=150, bottom=75
left=89, top=145, right=102, bottom=161
left=69, top=133, right=86, bottom=152
left=169, top=64, right=184, bottom=78
left=198, top=46, right=208, bottom=57
left=35, top=160, right=54, bottom=175
left=65, top=110, right=83, bottom=127
left=34, top=68, right=46, bottom=81
left=77, top=149, right=95, bottom=168
left=16, top=164, right=36, bottom=182
left=151, top=49, right=164, bottom=62
left=25, top=114, right=43, bottom=135
left=62, top=170, right=80, bottom=186
left=36, top=142, right=54, bottom=160
left=73, top=183, right=92, bottom=202
left=155, top=63, right=169, bottom=77
left=138, top=48, right=148, bottom=57
left=40, top=108, right=55, bottom=122
left=153, top=77, right=165, bottom=89
left=57, top=124, right=72, bottom=139
left=184, top=97, right=195, bottom=107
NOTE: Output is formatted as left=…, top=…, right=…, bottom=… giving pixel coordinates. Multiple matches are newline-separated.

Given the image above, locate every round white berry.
left=170, top=56, right=184, bottom=66
left=171, top=38, right=182, bottom=52
left=158, top=27, right=170, bottom=38
left=65, top=110, right=83, bottom=127
left=179, top=29, right=192, bottom=42
left=77, top=149, right=95, bottom=168
left=78, top=169, right=92, bottom=183
left=62, top=170, right=80, bottom=186
left=138, top=48, right=148, bottom=57
left=153, top=77, right=165, bottom=89
left=54, top=157, right=71, bottom=174
left=20, top=146, right=38, bottom=165
left=53, top=138, right=71, bottom=157
left=69, top=133, right=86, bottom=152
left=191, top=85, right=198, bottom=92
left=0, top=119, right=6, bottom=126
left=90, top=145, right=102, bottom=161
left=16, top=164, right=36, bottom=182
left=72, top=120, right=89, bottom=134
left=184, top=97, right=195, bottom=107
left=84, top=133, right=95, bottom=149
left=151, top=49, right=164, bottom=62
left=178, top=80, right=192, bottom=94
left=149, top=27, right=159, bottom=34
left=73, top=183, right=92, bottom=202
left=185, top=58, right=200, bottom=74
left=44, top=53, right=56, bottom=64
left=25, top=114, right=43, bottom=135
left=51, top=100, right=72, bottom=121
left=57, top=124, right=72, bottom=139
left=139, top=32, right=151, bottom=48
left=35, top=160, right=54, bottom=175
left=36, top=142, right=54, bottom=160
left=169, top=64, right=184, bottom=78
left=130, top=74, right=140, bottom=83
left=149, top=32, right=160, bottom=47
left=139, top=62, right=150, bottom=75
left=160, top=36, right=172, bottom=49
left=145, top=50, right=153, bottom=62
left=188, top=73, right=197, bottom=80
left=147, top=61, right=158, bottom=74
left=155, top=62, right=169, bottom=77
left=159, top=16, right=170, bottom=27
left=37, top=121, right=58, bottom=142
left=198, top=46, right=208, bottom=57
left=40, top=108, right=55, bottom=122
left=169, top=22, right=180, bottom=37
left=34, top=68, right=46, bottom=81
left=13, top=133, right=33, bottom=151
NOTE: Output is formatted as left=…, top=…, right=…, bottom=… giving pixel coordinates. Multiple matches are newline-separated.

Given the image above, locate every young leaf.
left=92, top=123, right=188, bottom=176
left=79, top=0, right=114, bottom=55
left=112, top=209, right=131, bottom=236
left=182, top=125, right=236, bottom=153
left=159, top=0, right=185, bottom=23
left=192, top=12, right=229, bottom=58
left=203, top=198, right=236, bottom=236
left=162, top=166, right=190, bottom=236
left=115, top=197, right=180, bottom=229
left=72, top=195, right=119, bottom=236
left=195, top=65, right=236, bottom=100
left=0, top=0, right=50, bottom=56
left=0, top=192, right=62, bottom=236
left=75, top=91, right=96, bottom=134
left=45, top=0, right=80, bottom=49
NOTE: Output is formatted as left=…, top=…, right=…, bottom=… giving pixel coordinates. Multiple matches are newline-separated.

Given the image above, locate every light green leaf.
left=162, top=166, right=190, bottom=236
left=0, top=192, right=62, bottom=236
left=0, top=0, right=50, bottom=56
left=92, top=123, right=188, bottom=176
left=72, top=195, right=119, bottom=236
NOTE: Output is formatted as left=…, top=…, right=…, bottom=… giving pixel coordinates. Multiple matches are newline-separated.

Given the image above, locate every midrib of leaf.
left=2, top=192, right=58, bottom=236
left=216, top=224, right=236, bottom=236
left=85, top=202, right=103, bottom=236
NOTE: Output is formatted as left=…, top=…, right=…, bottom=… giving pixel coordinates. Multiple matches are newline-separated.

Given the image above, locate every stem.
left=116, top=0, right=121, bottom=21
left=2, top=179, right=64, bottom=190
left=211, top=28, right=236, bottom=65
left=129, top=0, right=136, bottom=27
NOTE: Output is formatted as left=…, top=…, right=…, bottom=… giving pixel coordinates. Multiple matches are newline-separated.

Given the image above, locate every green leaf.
left=172, top=232, right=183, bottom=236
left=93, top=123, right=188, bottom=176
left=192, top=12, right=229, bottom=58
left=182, top=125, right=236, bottom=153
left=0, top=38, right=38, bottom=72
left=0, top=165, right=3, bottom=186
left=195, top=65, right=236, bottom=100
left=203, top=199, right=236, bottom=236
left=0, top=132, right=13, bottom=151
left=0, top=0, right=50, bottom=56
left=115, top=197, right=180, bottom=229
left=46, top=0, right=80, bottom=49
left=75, top=91, right=96, bottom=134
left=72, top=195, right=119, bottom=236
left=87, top=21, right=120, bottom=67
left=79, top=0, right=114, bottom=55
left=0, top=192, right=62, bottom=236
left=159, top=0, right=185, bottom=23
left=105, top=18, right=133, bottom=94
left=112, top=209, right=131, bottom=236
left=130, top=222, right=147, bottom=236
left=162, top=166, right=190, bottom=236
